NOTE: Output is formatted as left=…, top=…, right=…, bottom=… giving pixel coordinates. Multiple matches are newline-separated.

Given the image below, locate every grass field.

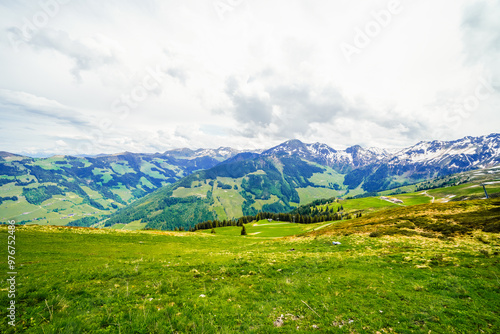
left=1, top=198, right=499, bottom=333
left=140, top=161, right=170, bottom=180
left=212, top=181, right=245, bottom=220
left=320, top=179, right=500, bottom=217
left=296, top=187, right=340, bottom=205
left=110, top=185, right=135, bottom=203
left=110, top=162, right=135, bottom=175
left=308, top=166, right=345, bottom=188
left=122, top=220, right=148, bottom=231
left=0, top=191, right=110, bottom=227
left=201, top=220, right=326, bottom=238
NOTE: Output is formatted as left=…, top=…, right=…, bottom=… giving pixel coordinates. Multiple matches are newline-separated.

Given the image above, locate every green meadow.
left=1, top=198, right=499, bottom=333
left=200, top=220, right=326, bottom=238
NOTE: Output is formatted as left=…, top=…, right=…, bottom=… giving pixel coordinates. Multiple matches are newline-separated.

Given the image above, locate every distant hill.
left=0, top=148, right=248, bottom=225
left=0, top=151, right=23, bottom=158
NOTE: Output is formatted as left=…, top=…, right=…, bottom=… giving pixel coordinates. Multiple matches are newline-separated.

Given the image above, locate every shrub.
left=396, top=221, right=415, bottom=229
left=479, top=249, right=490, bottom=258
left=483, top=222, right=500, bottom=233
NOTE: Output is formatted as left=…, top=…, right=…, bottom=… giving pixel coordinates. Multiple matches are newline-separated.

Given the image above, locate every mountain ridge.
left=102, top=133, right=500, bottom=230
left=2, top=133, right=499, bottom=228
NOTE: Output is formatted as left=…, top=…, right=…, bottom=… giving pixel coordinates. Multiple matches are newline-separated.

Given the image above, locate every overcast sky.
left=0, top=0, right=499, bottom=156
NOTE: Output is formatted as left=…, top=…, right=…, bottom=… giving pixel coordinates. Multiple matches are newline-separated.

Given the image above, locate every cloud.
left=462, top=1, right=500, bottom=63
left=219, top=68, right=439, bottom=148
left=0, top=89, right=92, bottom=128
left=461, top=0, right=500, bottom=91
left=7, top=27, right=121, bottom=81
left=223, top=75, right=348, bottom=137
left=1, top=0, right=499, bottom=155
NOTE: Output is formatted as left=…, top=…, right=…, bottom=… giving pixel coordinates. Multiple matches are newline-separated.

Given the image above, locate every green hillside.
left=0, top=151, right=224, bottom=226
left=1, top=197, right=499, bottom=333
left=3, top=146, right=499, bottom=232
left=104, top=156, right=352, bottom=230
left=105, top=162, right=500, bottom=231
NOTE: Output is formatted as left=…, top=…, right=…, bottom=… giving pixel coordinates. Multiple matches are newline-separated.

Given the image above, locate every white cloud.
left=0, top=0, right=498, bottom=156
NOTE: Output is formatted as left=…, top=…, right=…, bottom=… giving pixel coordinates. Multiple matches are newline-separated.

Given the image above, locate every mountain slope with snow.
left=343, top=133, right=500, bottom=192
left=387, top=134, right=500, bottom=168
left=262, top=139, right=391, bottom=172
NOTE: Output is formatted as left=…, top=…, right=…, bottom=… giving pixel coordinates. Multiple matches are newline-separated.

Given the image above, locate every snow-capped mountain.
left=386, top=133, right=500, bottom=170
left=388, top=134, right=500, bottom=169
left=262, top=134, right=500, bottom=173
left=163, top=147, right=244, bottom=161
left=259, top=134, right=500, bottom=193
left=340, top=133, right=500, bottom=192
left=262, top=139, right=390, bottom=172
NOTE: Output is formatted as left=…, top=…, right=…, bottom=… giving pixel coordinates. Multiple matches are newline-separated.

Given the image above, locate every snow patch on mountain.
left=386, top=133, right=500, bottom=168
left=260, top=134, right=500, bottom=174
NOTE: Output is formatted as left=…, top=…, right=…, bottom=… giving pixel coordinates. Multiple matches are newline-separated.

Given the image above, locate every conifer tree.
left=241, top=225, right=247, bottom=235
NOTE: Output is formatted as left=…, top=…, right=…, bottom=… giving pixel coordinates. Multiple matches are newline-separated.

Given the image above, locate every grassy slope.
left=314, top=179, right=500, bottom=217
left=201, top=219, right=326, bottom=238
left=0, top=152, right=214, bottom=226
left=110, top=174, right=500, bottom=231
left=133, top=156, right=350, bottom=227
left=1, top=199, right=499, bottom=333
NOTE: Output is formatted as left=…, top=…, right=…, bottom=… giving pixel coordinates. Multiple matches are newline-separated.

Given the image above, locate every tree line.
left=191, top=198, right=362, bottom=232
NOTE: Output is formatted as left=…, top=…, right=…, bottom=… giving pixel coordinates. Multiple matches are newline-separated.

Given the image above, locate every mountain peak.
left=282, top=139, right=306, bottom=147
left=262, top=139, right=308, bottom=156
left=345, top=145, right=363, bottom=153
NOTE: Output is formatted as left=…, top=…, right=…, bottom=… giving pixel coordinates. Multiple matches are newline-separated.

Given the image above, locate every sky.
left=0, top=0, right=499, bottom=156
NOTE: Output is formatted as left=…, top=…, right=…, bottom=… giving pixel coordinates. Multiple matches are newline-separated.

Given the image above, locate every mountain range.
left=1, top=133, right=499, bottom=228
left=102, top=133, right=500, bottom=230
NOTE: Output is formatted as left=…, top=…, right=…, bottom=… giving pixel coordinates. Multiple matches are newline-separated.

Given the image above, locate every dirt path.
left=421, top=191, right=435, bottom=203
left=311, top=222, right=334, bottom=231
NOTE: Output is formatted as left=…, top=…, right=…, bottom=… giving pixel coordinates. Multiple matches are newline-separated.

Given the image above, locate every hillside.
left=104, top=159, right=500, bottom=231
left=103, top=155, right=346, bottom=230
left=1, top=198, right=499, bottom=333
left=314, top=197, right=500, bottom=238
left=0, top=148, right=243, bottom=226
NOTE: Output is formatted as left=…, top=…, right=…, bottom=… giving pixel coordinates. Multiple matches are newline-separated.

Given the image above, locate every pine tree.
left=241, top=225, right=247, bottom=235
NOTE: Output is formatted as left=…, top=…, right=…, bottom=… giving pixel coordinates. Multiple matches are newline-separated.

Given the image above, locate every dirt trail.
left=311, top=222, right=334, bottom=231
left=421, top=191, right=435, bottom=203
